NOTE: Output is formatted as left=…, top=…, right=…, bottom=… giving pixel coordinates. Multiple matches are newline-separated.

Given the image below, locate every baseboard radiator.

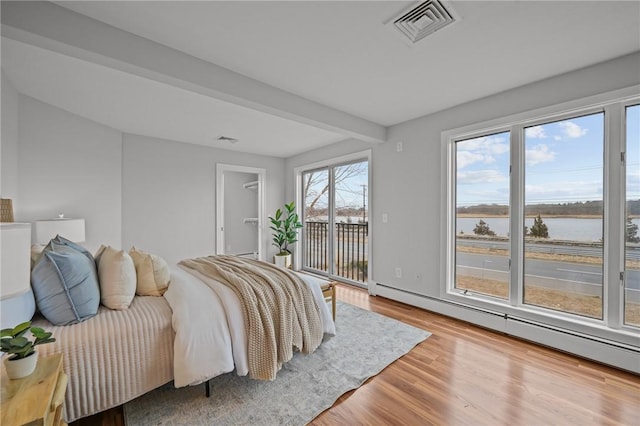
left=375, top=283, right=640, bottom=374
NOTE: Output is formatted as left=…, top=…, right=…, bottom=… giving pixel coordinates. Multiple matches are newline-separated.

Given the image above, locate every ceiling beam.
left=1, top=1, right=386, bottom=143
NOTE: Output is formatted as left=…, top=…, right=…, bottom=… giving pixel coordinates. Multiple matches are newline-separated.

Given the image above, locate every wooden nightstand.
left=1, top=353, right=68, bottom=426
left=321, top=282, right=337, bottom=321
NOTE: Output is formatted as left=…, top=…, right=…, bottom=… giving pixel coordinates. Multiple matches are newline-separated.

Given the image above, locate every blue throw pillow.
left=31, top=240, right=100, bottom=325
left=52, top=234, right=94, bottom=262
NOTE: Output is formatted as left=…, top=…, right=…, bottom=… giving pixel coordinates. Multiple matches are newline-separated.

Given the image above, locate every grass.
left=456, top=244, right=640, bottom=325
left=456, top=275, right=640, bottom=326
left=456, top=245, right=640, bottom=269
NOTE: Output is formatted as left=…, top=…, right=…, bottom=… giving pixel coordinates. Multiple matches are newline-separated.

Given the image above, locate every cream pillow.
left=129, top=246, right=170, bottom=296
left=95, top=245, right=136, bottom=310
left=30, top=244, right=46, bottom=269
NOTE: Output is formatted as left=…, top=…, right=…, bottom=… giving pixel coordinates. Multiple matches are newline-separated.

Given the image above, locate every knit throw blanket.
left=178, top=255, right=324, bottom=381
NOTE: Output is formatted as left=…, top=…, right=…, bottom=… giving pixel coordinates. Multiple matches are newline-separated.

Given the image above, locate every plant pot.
left=274, top=253, right=292, bottom=269
left=3, top=351, right=38, bottom=379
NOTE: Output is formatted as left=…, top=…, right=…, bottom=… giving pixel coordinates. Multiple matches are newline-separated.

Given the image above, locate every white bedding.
left=165, top=264, right=336, bottom=387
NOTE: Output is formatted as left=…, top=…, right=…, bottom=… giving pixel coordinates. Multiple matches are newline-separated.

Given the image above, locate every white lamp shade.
left=35, top=218, right=86, bottom=244
left=0, top=223, right=32, bottom=300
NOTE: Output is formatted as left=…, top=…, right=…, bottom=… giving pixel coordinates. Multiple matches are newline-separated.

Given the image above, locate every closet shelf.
left=243, top=181, right=259, bottom=190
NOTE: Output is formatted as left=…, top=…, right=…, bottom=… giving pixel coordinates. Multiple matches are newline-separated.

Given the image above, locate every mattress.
left=31, top=295, right=174, bottom=422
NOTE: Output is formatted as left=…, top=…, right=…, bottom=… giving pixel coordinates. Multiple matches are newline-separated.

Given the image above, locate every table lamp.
left=35, top=216, right=86, bottom=244
left=0, top=223, right=35, bottom=329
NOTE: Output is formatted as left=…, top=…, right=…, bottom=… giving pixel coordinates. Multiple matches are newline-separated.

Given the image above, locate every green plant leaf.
left=1, top=321, right=54, bottom=358
left=9, top=336, right=29, bottom=349
left=12, top=321, right=31, bottom=338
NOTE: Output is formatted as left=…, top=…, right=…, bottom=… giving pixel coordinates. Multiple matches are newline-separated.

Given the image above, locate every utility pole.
left=361, top=184, right=367, bottom=222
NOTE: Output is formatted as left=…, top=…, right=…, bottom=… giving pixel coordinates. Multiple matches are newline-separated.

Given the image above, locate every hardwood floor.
left=72, top=284, right=640, bottom=426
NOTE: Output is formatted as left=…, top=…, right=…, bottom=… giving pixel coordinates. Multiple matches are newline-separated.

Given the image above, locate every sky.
left=456, top=105, right=640, bottom=207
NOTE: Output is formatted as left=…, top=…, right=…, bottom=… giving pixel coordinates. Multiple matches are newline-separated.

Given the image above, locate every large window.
left=455, top=131, right=510, bottom=300
left=445, top=90, right=639, bottom=341
left=625, top=104, right=639, bottom=327
left=523, top=113, right=604, bottom=319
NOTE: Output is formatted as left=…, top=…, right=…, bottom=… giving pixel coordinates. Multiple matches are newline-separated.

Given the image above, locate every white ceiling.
left=2, top=1, right=639, bottom=157
left=1, top=38, right=345, bottom=158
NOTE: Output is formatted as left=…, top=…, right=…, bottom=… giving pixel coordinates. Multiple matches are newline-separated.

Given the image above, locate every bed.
left=32, top=256, right=335, bottom=422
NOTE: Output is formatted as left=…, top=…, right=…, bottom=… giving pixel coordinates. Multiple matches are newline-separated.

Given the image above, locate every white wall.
left=1, top=70, right=19, bottom=199
left=122, top=134, right=284, bottom=265
left=16, top=96, right=122, bottom=253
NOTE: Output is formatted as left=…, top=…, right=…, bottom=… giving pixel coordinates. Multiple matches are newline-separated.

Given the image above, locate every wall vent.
left=386, top=0, right=459, bottom=44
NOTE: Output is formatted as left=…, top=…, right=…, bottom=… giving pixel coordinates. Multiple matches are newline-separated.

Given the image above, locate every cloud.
left=457, top=136, right=509, bottom=155
left=456, top=150, right=499, bottom=168
left=558, top=121, right=588, bottom=138
left=456, top=135, right=509, bottom=168
left=525, top=179, right=603, bottom=202
left=457, top=151, right=486, bottom=168
left=525, top=144, right=555, bottom=166
left=526, top=126, right=547, bottom=139
left=457, top=169, right=508, bottom=184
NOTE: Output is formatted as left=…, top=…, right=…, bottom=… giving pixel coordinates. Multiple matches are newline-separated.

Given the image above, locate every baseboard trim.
left=376, top=283, right=640, bottom=374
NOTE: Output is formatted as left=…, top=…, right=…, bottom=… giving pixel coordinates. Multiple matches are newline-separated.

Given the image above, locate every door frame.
left=294, top=150, right=372, bottom=288
left=216, top=163, right=266, bottom=260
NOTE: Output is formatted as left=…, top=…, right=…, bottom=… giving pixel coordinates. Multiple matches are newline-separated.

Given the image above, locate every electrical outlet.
left=382, top=213, right=388, bottom=223
left=395, top=267, right=402, bottom=278
left=396, top=141, right=403, bottom=152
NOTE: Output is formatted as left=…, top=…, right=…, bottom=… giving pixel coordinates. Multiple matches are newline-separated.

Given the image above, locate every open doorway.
left=216, top=164, right=266, bottom=260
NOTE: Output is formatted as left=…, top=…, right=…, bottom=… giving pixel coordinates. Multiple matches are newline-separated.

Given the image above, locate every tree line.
left=458, top=200, right=640, bottom=216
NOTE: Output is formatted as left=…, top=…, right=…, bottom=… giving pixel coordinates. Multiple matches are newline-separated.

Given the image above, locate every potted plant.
left=1, top=321, right=55, bottom=379
left=269, top=201, right=303, bottom=268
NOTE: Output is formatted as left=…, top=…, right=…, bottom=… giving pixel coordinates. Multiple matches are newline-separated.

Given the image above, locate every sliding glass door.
left=301, top=159, right=369, bottom=284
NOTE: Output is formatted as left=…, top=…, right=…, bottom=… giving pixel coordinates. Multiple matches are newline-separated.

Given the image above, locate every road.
left=457, top=239, right=640, bottom=260
left=457, top=252, right=640, bottom=291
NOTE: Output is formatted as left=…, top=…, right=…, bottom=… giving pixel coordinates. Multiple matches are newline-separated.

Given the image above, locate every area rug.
left=124, top=301, right=431, bottom=425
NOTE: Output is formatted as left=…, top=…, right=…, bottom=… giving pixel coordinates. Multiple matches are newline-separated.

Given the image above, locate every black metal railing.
left=304, top=221, right=368, bottom=282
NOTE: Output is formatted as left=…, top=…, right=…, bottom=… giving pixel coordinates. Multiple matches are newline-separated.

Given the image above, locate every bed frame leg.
left=205, top=379, right=211, bottom=397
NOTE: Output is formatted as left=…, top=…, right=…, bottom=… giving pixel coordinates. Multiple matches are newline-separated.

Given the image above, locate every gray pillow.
left=31, top=240, right=100, bottom=325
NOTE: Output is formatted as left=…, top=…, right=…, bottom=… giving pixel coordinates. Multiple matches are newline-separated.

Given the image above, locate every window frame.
left=441, top=86, right=640, bottom=346
left=520, top=109, right=606, bottom=320
left=450, top=128, right=512, bottom=302
left=622, top=102, right=640, bottom=327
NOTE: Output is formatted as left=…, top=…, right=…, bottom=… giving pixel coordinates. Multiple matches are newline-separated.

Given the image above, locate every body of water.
left=457, top=217, right=640, bottom=242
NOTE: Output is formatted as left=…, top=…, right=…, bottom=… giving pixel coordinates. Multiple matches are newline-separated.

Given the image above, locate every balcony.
left=303, top=221, right=368, bottom=283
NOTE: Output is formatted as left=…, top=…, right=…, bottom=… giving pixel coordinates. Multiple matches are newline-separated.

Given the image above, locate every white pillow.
left=95, top=245, right=136, bottom=310
left=129, top=246, right=170, bottom=296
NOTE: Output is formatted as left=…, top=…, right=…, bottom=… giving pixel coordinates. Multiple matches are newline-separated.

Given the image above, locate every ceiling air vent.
left=386, top=0, right=459, bottom=45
